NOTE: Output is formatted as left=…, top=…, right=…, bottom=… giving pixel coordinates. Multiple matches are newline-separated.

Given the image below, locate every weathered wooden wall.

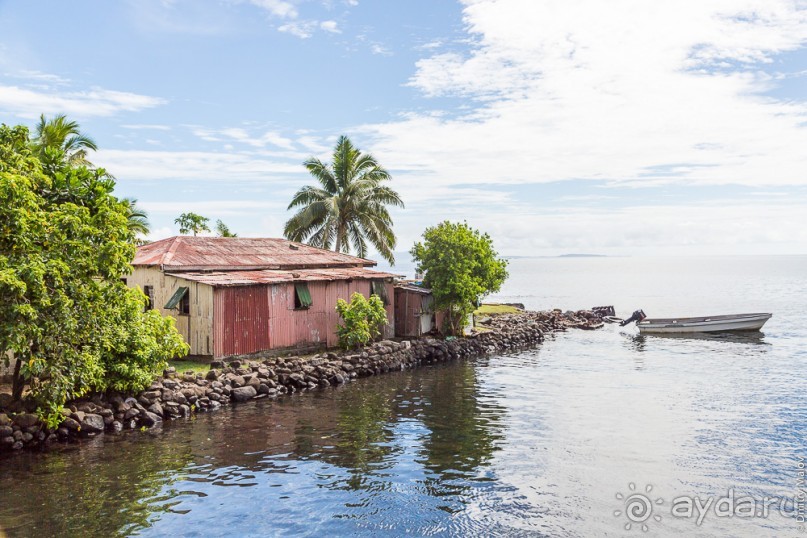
left=125, top=267, right=214, bottom=357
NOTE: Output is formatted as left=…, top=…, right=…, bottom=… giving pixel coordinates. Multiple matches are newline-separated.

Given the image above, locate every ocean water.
left=1, top=256, right=805, bottom=537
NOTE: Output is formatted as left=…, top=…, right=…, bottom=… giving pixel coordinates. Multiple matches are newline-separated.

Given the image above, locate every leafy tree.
left=215, top=219, right=237, bottom=237
left=335, top=292, right=388, bottom=349
left=284, top=135, right=404, bottom=264
left=175, top=212, right=210, bottom=235
left=410, top=221, right=508, bottom=335
left=30, top=113, right=98, bottom=172
left=0, top=124, right=188, bottom=425
left=123, top=197, right=150, bottom=243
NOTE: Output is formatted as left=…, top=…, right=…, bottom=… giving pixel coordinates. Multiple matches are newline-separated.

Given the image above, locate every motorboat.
left=620, top=310, right=772, bottom=334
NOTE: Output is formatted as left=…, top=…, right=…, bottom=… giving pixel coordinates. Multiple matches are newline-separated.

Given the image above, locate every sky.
left=1, top=0, right=806, bottom=259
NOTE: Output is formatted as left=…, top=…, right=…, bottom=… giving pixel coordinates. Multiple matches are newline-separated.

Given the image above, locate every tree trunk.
left=334, top=223, right=344, bottom=253
left=11, top=358, right=24, bottom=401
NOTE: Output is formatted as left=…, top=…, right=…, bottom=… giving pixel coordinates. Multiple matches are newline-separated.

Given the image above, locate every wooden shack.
left=126, top=236, right=395, bottom=358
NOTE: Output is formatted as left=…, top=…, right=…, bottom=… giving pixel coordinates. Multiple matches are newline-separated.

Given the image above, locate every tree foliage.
left=30, top=113, right=98, bottom=173
left=284, top=135, right=404, bottom=264
left=0, top=123, right=188, bottom=426
left=215, top=219, right=237, bottom=237
left=175, top=212, right=210, bottom=235
left=410, top=221, right=508, bottom=336
left=335, top=292, right=388, bottom=349
left=123, top=197, right=150, bottom=243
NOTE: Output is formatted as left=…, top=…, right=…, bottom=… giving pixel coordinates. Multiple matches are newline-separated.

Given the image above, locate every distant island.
left=557, top=254, right=608, bottom=258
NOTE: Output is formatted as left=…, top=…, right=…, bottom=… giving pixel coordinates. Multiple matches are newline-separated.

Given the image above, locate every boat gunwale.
left=638, top=313, right=772, bottom=326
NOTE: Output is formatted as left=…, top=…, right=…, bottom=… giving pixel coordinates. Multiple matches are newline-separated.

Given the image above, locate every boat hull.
left=636, top=313, right=772, bottom=334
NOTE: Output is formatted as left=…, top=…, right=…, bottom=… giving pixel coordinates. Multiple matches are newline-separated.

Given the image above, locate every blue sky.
left=1, top=0, right=806, bottom=259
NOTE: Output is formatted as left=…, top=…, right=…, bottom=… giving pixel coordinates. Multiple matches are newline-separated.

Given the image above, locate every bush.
left=335, top=292, right=388, bottom=349
left=410, top=221, right=508, bottom=336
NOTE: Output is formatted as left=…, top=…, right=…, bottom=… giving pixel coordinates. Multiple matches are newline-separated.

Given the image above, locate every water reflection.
left=0, top=435, right=194, bottom=537
left=643, top=330, right=770, bottom=345
left=0, top=361, right=505, bottom=537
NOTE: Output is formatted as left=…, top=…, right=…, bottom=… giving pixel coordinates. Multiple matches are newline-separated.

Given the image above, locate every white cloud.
left=121, top=124, right=172, bottom=130
left=95, top=149, right=302, bottom=181
left=142, top=200, right=286, bottom=215
left=360, top=0, right=807, bottom=189
left=191, top=125, right=297, bottom=150
left=278, top=21, right=316, bottom=38
left=0, top=84, right=166, bottom=119
left=249, top=0, right=298, bottom=19
left=320, top=20, right=340, bottom=33
left=11, top=70, right=70, bottom=85
left=370, top=43, right=392, bottom=56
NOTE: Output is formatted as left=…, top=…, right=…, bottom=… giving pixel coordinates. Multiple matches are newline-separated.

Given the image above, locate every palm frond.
left=287, top=135, right=402, bottom=262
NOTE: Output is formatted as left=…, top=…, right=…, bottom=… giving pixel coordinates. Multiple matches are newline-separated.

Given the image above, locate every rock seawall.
left=0, top=309, right=603, bottom=453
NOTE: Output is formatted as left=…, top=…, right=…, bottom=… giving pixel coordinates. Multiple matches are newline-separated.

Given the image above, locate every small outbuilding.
left=393, top=283, right=437, bottom=337
left=127, top=236, right=396, bottom=358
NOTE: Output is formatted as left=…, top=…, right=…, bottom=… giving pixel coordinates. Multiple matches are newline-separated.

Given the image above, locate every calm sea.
left=1, top=256, right=805, bottom=537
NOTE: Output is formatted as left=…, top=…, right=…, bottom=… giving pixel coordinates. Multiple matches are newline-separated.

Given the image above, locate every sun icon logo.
left=614, top=483, right=664, bottom=532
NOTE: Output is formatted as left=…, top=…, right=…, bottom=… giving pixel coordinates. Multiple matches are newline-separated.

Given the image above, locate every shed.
left=127, top=236, right=396, bottom=358
left=394, top=283, right=436, bottom=337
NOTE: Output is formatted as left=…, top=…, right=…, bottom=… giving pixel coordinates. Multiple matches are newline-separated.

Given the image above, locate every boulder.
left=61, top=417, right=80, bottom=431
left=147, top=402, right=164, bottom=417
left=13, top=413, right=39, bottom=429
left=140, top=411, right=162, bottom=428
left=80, top=414, right=105, bottom=434
left=231, top=386, right=257, bottom=402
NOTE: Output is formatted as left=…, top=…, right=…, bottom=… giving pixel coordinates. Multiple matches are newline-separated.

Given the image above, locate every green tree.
left=30, top=113, right=98, bottom=172
left=284, top=135, right=404, bottom=264
left=0, top=124, right=188, bottom=425
left=215, top=219, right=237, bottom=237
left=123, top=197, right=150, bottom=243
left=410, top=221, right=508, bottom=335
left=335, top=292, right=388, bottom=349
left=175, top=212, right=210, bottom=235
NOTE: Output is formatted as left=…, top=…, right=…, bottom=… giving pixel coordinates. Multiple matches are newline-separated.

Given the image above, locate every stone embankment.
left=0, top=309, right=604, bottom=452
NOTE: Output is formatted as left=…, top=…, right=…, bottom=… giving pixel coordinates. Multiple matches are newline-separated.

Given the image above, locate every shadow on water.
left=0, top=360, right=506, bottom=537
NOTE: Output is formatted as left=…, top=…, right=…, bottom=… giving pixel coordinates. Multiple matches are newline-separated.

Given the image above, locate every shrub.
left=335, top=292, right=388, bottom=349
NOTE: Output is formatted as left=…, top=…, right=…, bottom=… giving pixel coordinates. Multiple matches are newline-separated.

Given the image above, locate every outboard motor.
left=620, top=309, right=646, bottom=326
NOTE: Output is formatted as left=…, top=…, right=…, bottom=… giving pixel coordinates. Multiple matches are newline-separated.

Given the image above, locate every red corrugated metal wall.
left=213, top=279, right=395, bottom=357
left=213, top=286, right=272, bottom=357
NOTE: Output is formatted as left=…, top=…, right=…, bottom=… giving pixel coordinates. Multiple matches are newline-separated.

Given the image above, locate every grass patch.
left=474, top=303, right=521, bottom=316
left=167, top=359, right=211, bottom=374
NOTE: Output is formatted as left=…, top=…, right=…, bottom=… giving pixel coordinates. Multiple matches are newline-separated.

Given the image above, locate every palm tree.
left=31, top=113, right=98, bottom=168
left=215, top=219, right=237, bottom=237
left=284, top=135, right=404, bottom=264
left=123, top=198, right=150, bottom=243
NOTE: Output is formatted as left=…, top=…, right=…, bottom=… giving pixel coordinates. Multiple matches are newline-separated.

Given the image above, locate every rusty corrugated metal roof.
left=166, top=267, right=398, bottom=287
left=133, top=236, right=376, bottom=270
left=394, top=282, right=433, bottom=295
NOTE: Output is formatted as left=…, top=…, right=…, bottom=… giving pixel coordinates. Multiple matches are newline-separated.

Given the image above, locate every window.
left=164, top=286, right=189, bottom=314
left=143, top=285, right=153, bottom=311
left=371, top=279, right=389, bottom=305
left=179, top=290, right=190, bottom=315
left=294, top=282, right=312, bottom=309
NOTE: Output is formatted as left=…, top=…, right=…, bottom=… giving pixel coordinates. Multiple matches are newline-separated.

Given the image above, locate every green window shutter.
left=371, top=279, right=389, bottom=305
left=295, top=282, right=312, bottom=309
left=164, top=286, right=188, bottom=309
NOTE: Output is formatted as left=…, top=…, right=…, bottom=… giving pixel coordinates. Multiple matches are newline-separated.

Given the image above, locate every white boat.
left=636, top=313, right=772, bottom=334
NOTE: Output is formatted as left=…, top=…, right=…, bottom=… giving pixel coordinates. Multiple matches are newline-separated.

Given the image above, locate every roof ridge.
left=162, top=236, right=183, bottom=266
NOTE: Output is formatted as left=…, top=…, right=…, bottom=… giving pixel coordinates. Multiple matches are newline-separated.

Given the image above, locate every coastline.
left=0, top=309, right=605, bottom=454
